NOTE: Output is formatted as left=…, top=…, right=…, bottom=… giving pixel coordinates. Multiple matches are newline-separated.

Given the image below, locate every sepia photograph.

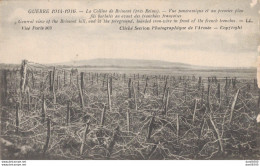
left=0, top=0, right=259, bottom=163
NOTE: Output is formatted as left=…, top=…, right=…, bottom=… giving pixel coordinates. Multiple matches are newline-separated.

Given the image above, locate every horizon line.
left=0, top=57, right=257, bottom=69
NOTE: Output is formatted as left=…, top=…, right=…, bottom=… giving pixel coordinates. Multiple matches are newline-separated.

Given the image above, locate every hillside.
left=56, top=58, right=194, bottom=69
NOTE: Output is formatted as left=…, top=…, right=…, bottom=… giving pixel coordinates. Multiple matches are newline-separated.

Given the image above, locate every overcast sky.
left=0, top=0, right=259, bottom=67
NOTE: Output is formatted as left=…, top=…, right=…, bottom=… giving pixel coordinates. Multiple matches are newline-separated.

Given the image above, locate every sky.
left=0, top=0, right=259, bottom=67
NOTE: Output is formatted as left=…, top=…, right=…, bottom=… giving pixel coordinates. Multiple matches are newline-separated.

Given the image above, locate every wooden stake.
left=20, top=60, right=27, bottom=93
left=96, top=73, right=99, bottom=84
left=163, top=88, right=169, bottom=115
left=66, top=101, right=71, bottom=126
left=209, top=114, right=224, bottom=153
left=162, top=77, right=168, bottom=99
left=107, top=77, right=112, bottom=112
left=137, top=80, right=140, bottom=94
left=201, top=84, right=204, bottom=105
left=53, top=90, right=56, bottom=105
left=147, top=114, right=155, bottom=141
left=176, top=114, right=179, bottom=142
left=52, top=67, right=55, bottom=93
left=207, top=83, right=210, bottom=108
left=80, top=120, right=90, bottom=155
left=78, top=77, right=84, bottom=108
left=42, top=95, right=46, bottom=123
left=80, top=72, right=84, bottom=92
left=0, top=70, right=7, bottom=105
left=143, top=77, right=148, bottom=95
left=110, top=77, right=112, bottom=95
left=184, top=82, right=187, bottom=101
left=126, top=109, right=130, bottom=133
left=43, top=116, right=51, bottom=156
left=102, top=74, right=106, bottom=87
left=217, top=83, right=221, bottom=102
left=49, top=71, right=53, bottom=92
left=225, top=77, right=228, bottom=89
left=229, top=89, right=240, bottom=124
left=258, top=89, right=260, bottom=110
left=70, top=72, right=72, bottom=85
left=27, top=88, right=30, bottom=111
left=77, top=74, right=79, bottom=87
left=156, top=78, right=159, bottom=96
left=132, top=82, right=138, bottom=111
left=100, top=106, right=106, bottom=126
left=91, top=73, right=93, bottom=85
left=192, top=99, right=198, bottom=123
left=128, top=78, right=132, bottom=98
left=16, top=103, right=19, bottom=133
left=31, top=72, right=35, bottom=88
left=64, top=70, right=66, bottom=86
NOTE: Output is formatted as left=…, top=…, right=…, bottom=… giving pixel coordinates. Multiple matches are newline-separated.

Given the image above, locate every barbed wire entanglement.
left=0, top=60, right=259, bottom=159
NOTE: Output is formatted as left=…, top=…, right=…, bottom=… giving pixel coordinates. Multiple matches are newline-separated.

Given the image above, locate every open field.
left=0, top=61, right=259, bottom=160
left=77, top=67, right=256, bottom=79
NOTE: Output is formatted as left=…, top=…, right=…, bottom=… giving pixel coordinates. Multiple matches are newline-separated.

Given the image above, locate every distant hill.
left=56, top=58, right=195, bottom=69
left=56, top=58, right=256, bottom=70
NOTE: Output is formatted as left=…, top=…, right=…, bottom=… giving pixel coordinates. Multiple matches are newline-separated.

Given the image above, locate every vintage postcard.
left=0, top=0, right=259, bottom=163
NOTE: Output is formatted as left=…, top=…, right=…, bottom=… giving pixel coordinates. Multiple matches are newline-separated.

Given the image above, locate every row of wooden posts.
left=2, top=63, right=258, bottom=109
left=1, top=60, right=258, bottom=129
left=2, top=60, right=258, bottom=135
left=1, top=60, right=259, bottom=157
